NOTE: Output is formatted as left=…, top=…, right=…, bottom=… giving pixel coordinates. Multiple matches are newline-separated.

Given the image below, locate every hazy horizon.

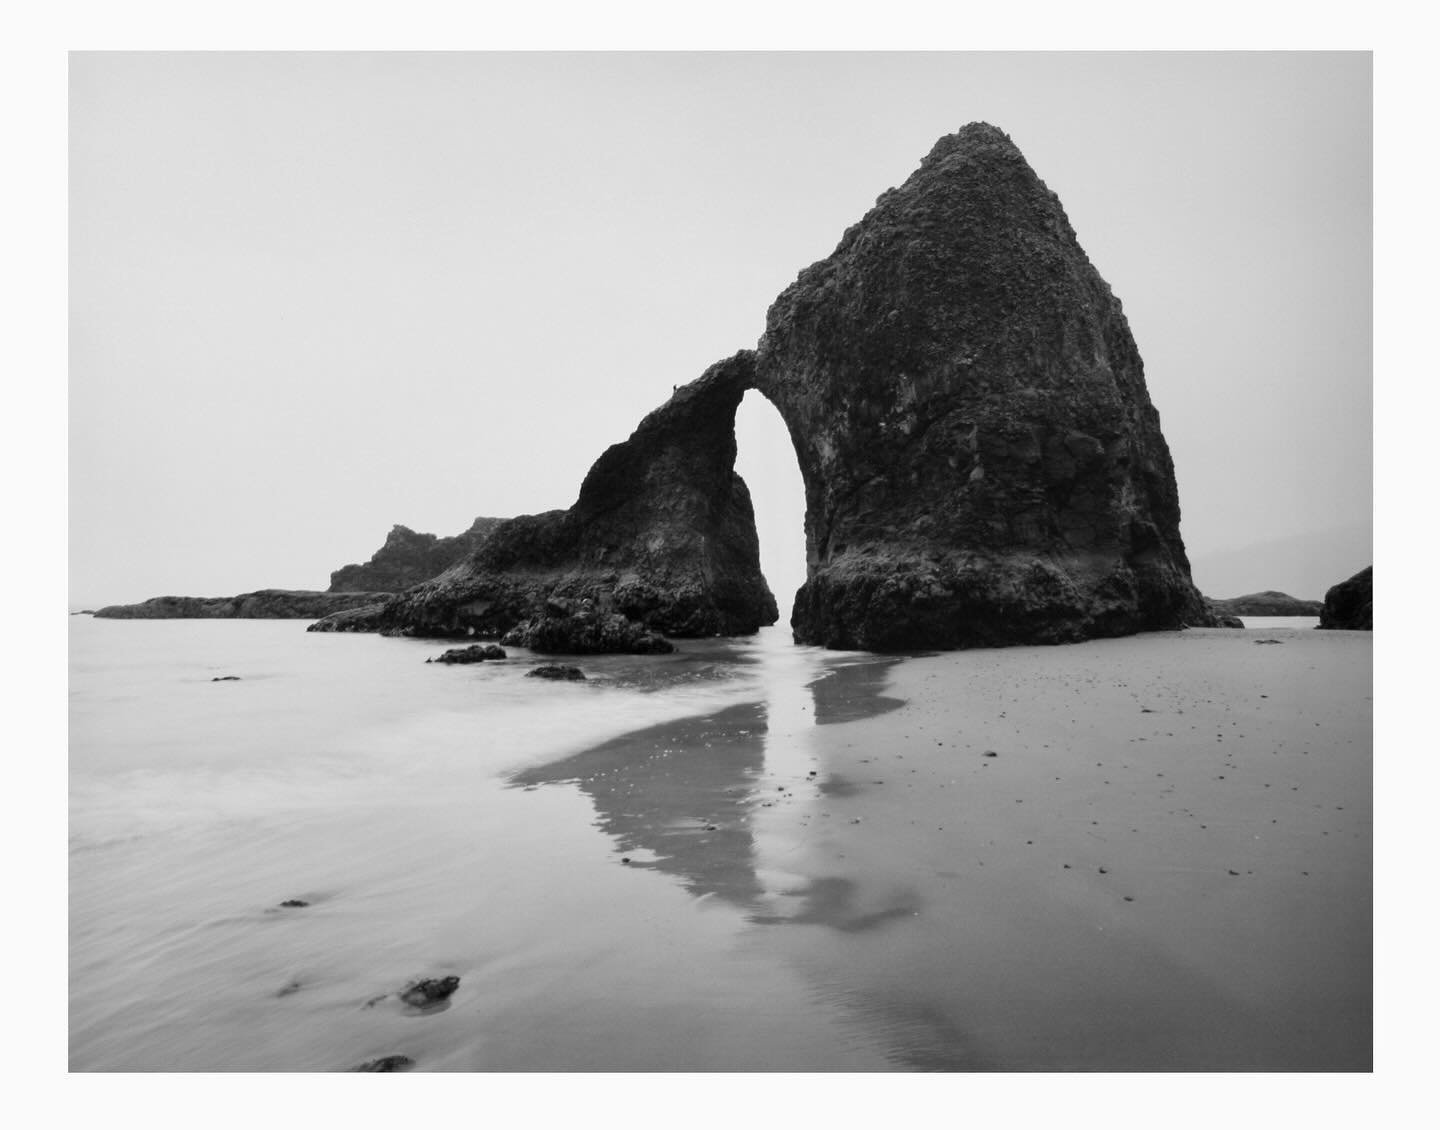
left=70, top=52, right=1372, bottom=610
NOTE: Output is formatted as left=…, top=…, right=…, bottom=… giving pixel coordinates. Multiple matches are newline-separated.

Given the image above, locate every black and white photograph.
left=61, top=43, right=1378, bottom=1084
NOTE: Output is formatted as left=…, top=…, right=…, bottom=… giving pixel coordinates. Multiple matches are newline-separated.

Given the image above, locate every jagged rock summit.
left=312, top=123, right=1211, bottom=651
left=328, top=517, right=505, bottom=593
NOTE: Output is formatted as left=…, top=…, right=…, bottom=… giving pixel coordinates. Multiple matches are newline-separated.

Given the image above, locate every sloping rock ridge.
left=328, top=517, right=505, bottom=593
left=1319, top=566, right=1372, bottom=630
left=310, top=354, right=778, bottom=648
left=94, top=590, right=389, bottom=620
left=1208, top=591, right=1323, bottom=617
left=752, top=122, right=1213, bottom=648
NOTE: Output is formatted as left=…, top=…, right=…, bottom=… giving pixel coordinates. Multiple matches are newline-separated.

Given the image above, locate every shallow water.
left=1238, top=616, right=1320, bottom=630
left=69, top=618, right=902, bottom=1071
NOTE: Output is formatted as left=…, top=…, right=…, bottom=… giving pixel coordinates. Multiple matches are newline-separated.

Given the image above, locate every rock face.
left=1209, top=591, right=1323, bottom=617
left=752, top=123, right=1212, bottom=649
left=310, top=354, right=778, bottom=647
left=94, top=589, right=389, bottom=620
left=1319, top=566, right=1372, bottom=630
left=328, top=517, right=505, bottom=593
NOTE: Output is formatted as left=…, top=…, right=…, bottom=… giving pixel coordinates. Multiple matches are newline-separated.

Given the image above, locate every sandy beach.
left=525, top=624, right=1372, bottom=1071
left=759, top=625, right=1372, bottom=1069
left=69, top=620, right=1370, bottom=1072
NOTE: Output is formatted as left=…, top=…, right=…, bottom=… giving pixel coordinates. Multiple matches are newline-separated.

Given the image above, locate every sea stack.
left=311, top=123, right=1211, bottom=652
left=755, top=122, right=1213, bottom=648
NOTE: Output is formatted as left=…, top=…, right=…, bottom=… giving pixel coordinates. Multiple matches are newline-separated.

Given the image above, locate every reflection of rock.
left=808, top=659, right=906, bottom=725
left=749, top=876, right=921, bottom=933
left=512, top=702, right=769, bottom=908
left=1319, top=566, right=1372, bottom=630
left=511, top=651, right=912, bottom=923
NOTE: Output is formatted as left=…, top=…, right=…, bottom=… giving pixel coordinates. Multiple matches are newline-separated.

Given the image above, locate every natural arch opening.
left=733, top=389, right=808, bottom=629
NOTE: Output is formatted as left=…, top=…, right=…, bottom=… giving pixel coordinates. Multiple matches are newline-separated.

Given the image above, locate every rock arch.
left=312, top=123, right=1213, bottom=650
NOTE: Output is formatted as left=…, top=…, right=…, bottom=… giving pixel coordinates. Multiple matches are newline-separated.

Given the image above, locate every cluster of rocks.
left=269, top=897, right=460, bottom=1073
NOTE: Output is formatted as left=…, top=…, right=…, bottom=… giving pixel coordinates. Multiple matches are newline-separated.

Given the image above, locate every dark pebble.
left=350, top=1055, right=415, bottom=1073
left=982, top=751, right=998, bottom=758
left=212, top=676, right=241, bottom=682
left=399, top=976, right=461, bottom=1008
left=278, top=899, right=310, bottom=908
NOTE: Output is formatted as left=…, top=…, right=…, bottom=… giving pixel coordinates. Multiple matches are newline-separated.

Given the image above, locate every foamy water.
left=69, top=618, right=899, bottom=1071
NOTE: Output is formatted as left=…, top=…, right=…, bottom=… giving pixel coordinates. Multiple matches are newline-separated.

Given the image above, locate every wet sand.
left=518, top=625, right=1371, bottom=1071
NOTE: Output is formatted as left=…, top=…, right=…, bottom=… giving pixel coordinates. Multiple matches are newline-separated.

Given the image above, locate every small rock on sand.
left=526, top=664, right=587, bottom=681
left=350, top=1055, right=415, bottom=1072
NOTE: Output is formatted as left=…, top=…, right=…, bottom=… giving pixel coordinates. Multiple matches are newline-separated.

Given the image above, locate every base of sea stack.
left=791, top=553, right=1214, bottom=651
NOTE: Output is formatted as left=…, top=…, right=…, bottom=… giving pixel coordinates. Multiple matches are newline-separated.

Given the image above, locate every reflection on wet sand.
left=509, top=651, right=907, bottom=928
left=511, top=701, right=769, bottom=907
left=509, top=644, right=996, bottom=1069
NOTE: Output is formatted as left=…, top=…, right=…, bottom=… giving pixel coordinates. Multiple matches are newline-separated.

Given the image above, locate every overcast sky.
left=70, top=52, right=1371, bottom=610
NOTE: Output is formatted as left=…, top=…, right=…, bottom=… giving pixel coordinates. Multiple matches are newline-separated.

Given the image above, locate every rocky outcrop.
left=1205, top=603, right=1247, bottom=629
left=752, top=123, right=1212, bottom=649
left=1319, top=566, right=1372, bottom=630
left=328, top=517, right=505, bottom=593
left=94, top=589, right=389, bottom=620
left=312, top=122, right=1210, bottom=654
left=1208, top=591, right=1323, bottom=617
left=309, top=354, right=778, bottom=647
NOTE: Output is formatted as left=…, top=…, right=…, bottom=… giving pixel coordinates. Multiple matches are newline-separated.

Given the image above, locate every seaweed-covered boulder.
left=526, top=665, right=588, bottom=682
left=428, top=643, right=507, bottom=664
left=1319, top=566, right=1372, bottom=630
left=502, top=604, right=673, bottom=655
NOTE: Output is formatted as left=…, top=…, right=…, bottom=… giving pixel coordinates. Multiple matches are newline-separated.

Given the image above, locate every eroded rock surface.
left=752, top=122, right=1213, bottom=648
left=310, top=355, right=777, bottom=647
left=1319, top=566, right=1372, bottom=630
